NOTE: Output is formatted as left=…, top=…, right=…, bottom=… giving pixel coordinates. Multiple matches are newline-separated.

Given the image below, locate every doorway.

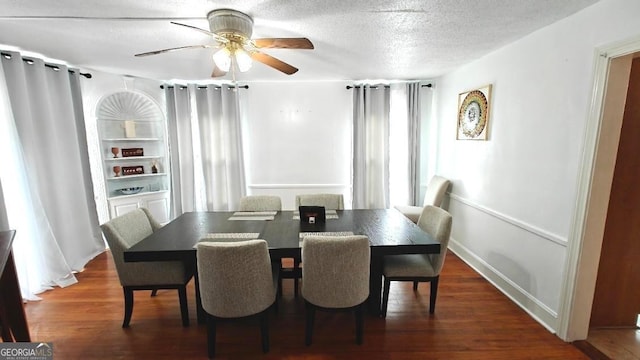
left=590, top=55, right=640, bottom=329
left=584, top=54, right=640, bottom=360
left=560, top=38, right=640, bottom=344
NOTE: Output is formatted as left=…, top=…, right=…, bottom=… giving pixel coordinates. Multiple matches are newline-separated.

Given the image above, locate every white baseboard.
left=448, top=237, right=559, bottom=333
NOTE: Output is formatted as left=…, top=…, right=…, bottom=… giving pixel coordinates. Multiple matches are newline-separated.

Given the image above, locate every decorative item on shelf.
left=122, top=148, right=144, bottom=157
left=124, top=120, right=136, bottom=138
left=113, top=166, right=121, bottom=177
left=150, top=182, right=160, bottom=191
left=122, top=165, right=144, bottom=176
left=151, top=160, right=159, bottom=174
left=117, top=187, right=144, bottom=195
left=111, top=147, right=119, bottom=158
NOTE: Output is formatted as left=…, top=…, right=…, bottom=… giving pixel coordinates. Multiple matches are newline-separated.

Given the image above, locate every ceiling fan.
left=134, top=9, right=314, bottom=77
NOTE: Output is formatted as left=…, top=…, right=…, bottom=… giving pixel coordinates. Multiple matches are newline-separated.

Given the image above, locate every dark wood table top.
left=124, top=209, right=440, bottom=263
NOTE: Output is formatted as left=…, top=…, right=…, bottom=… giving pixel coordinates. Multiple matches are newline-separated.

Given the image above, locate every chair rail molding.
left=248, top=183, right=350, bottom=190
left=448, top=193, right=567, bottom=247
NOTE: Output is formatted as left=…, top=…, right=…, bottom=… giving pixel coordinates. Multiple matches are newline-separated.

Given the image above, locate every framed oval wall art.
left=457, top=84, right=492, bottom=140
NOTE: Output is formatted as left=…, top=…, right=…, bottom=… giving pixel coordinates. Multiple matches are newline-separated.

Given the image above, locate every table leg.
left=368, top=254, right=383, bottom=316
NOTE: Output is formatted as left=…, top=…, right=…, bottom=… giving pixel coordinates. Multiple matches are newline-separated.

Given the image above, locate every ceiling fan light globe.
left=213, top=47, right=231, bottom=72
left=235, top=48, right=252, bottom=72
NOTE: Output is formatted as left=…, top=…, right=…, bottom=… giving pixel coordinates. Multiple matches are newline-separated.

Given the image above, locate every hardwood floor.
left=22, top=251, right=590, bottom=359
left=584, top=328, right=640, bottom=359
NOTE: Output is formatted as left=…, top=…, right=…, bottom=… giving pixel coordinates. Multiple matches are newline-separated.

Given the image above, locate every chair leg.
left=151, top=289, right=158, bottom=297
left=259, top=309, right=270, bottom=353
left=381, top=278, right=391, bottom=318
left=429, top=276, right=439, bottom=314
left=293, top=257, right=301, bottom=297
left=122, top=287, right=134, bottom=328
left=206, top=314, right=217, bottom=358
left=304, top=301, right=315, bottom=346
left=178, top=285, right=190, bottom=327
left=355, top=303, right=364, bottom=345
left=413, top=281, right=419, bottom=291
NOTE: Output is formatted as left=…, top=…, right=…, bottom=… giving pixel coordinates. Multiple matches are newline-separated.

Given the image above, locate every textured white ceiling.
left=0, top=0, right=600, bottom=82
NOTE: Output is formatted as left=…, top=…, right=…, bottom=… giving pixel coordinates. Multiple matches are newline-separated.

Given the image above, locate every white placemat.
left=229, top=211, right=276, bottom=221
left=293, top=209, right=339, bottom=220
left=233, top=211, right=277, bottom=216
left=229, top=215, right=275, bottom=221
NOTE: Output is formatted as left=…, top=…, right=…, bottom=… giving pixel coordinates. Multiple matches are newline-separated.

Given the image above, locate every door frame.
left=559, top=35, right=640, bottom=341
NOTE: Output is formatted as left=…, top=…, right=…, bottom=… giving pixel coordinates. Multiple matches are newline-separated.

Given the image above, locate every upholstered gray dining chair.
left=196, top=239, right=278, bottom=358
left=395, top=175, right=451, bottom=223
left=301, top=235, right=370, bottom=345
left=286, top=193, right=346, bottom=297
left=100, top=208, right=194, bottom=328
left=381, top=205, right=453, bottom=317
left=239, top=195, right=282, bottom=211
left=294, top=193, right=345, bottom=210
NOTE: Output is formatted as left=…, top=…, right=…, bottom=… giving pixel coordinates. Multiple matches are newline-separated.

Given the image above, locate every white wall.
left=432, top=0, right=640, bottom=334
left=80, top=73, right=164, bottom=223
left=242, top=81, right=353, bottom=210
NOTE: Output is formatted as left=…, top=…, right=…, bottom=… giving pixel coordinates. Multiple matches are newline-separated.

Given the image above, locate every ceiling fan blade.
left=170, top=21, right=213, bottom=35
left=250, top=51, right=299, bottom=75
left=253, top=38, right=314, bottom=49
left=170, top=21, right=229, bottom=44
left=211, top=63, right=227, bottom=78
left=134, top=44, right=214, bottom=57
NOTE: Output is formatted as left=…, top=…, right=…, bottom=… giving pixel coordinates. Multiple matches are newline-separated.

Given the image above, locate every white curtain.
left=406, top=82, right=422, bottom=205
left=165, top=84, right=246, bottom=214
left=0, top=51, right=104, bottom=300
left=165, top=85, right=195, bottom=216
left=352, top=85, right=390, bottom=209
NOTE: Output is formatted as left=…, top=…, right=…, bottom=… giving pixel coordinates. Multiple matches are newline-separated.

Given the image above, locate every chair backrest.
left=422, top=176, right=451, bottom=207
left=100, top=208, right=161, bottom=284
left=301, top=235, right=370, bottom=308
left=295, top=194, right=344, bottom=210
left=417, top=205, right=453, bottom=275
left=239, top=195, right=282, bottom=211
left=196, top=239, right=276, bottom=318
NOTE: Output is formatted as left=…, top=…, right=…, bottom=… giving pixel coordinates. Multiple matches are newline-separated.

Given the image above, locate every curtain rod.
left=346, top=85, right=390, bottom=89
left=0, top=51, right=92, bottom=79
left=346, top=83, right=432, bottom=90
left=160, top=84, right=249, bottom=90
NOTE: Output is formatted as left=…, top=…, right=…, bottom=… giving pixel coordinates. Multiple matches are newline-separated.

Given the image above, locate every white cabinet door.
left=145, top=193, right=170, bottom=224
left=108, top=191, right=170, bottom=223
left=110, top=199, right=140, bottom=218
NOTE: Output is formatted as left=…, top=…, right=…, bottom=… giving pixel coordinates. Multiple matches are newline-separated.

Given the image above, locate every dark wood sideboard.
left=0, top=230, right=30, bottom=342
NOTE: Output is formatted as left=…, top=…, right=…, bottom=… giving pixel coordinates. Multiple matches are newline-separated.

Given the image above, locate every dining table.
left=124, top=209, right=440, bottom=322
